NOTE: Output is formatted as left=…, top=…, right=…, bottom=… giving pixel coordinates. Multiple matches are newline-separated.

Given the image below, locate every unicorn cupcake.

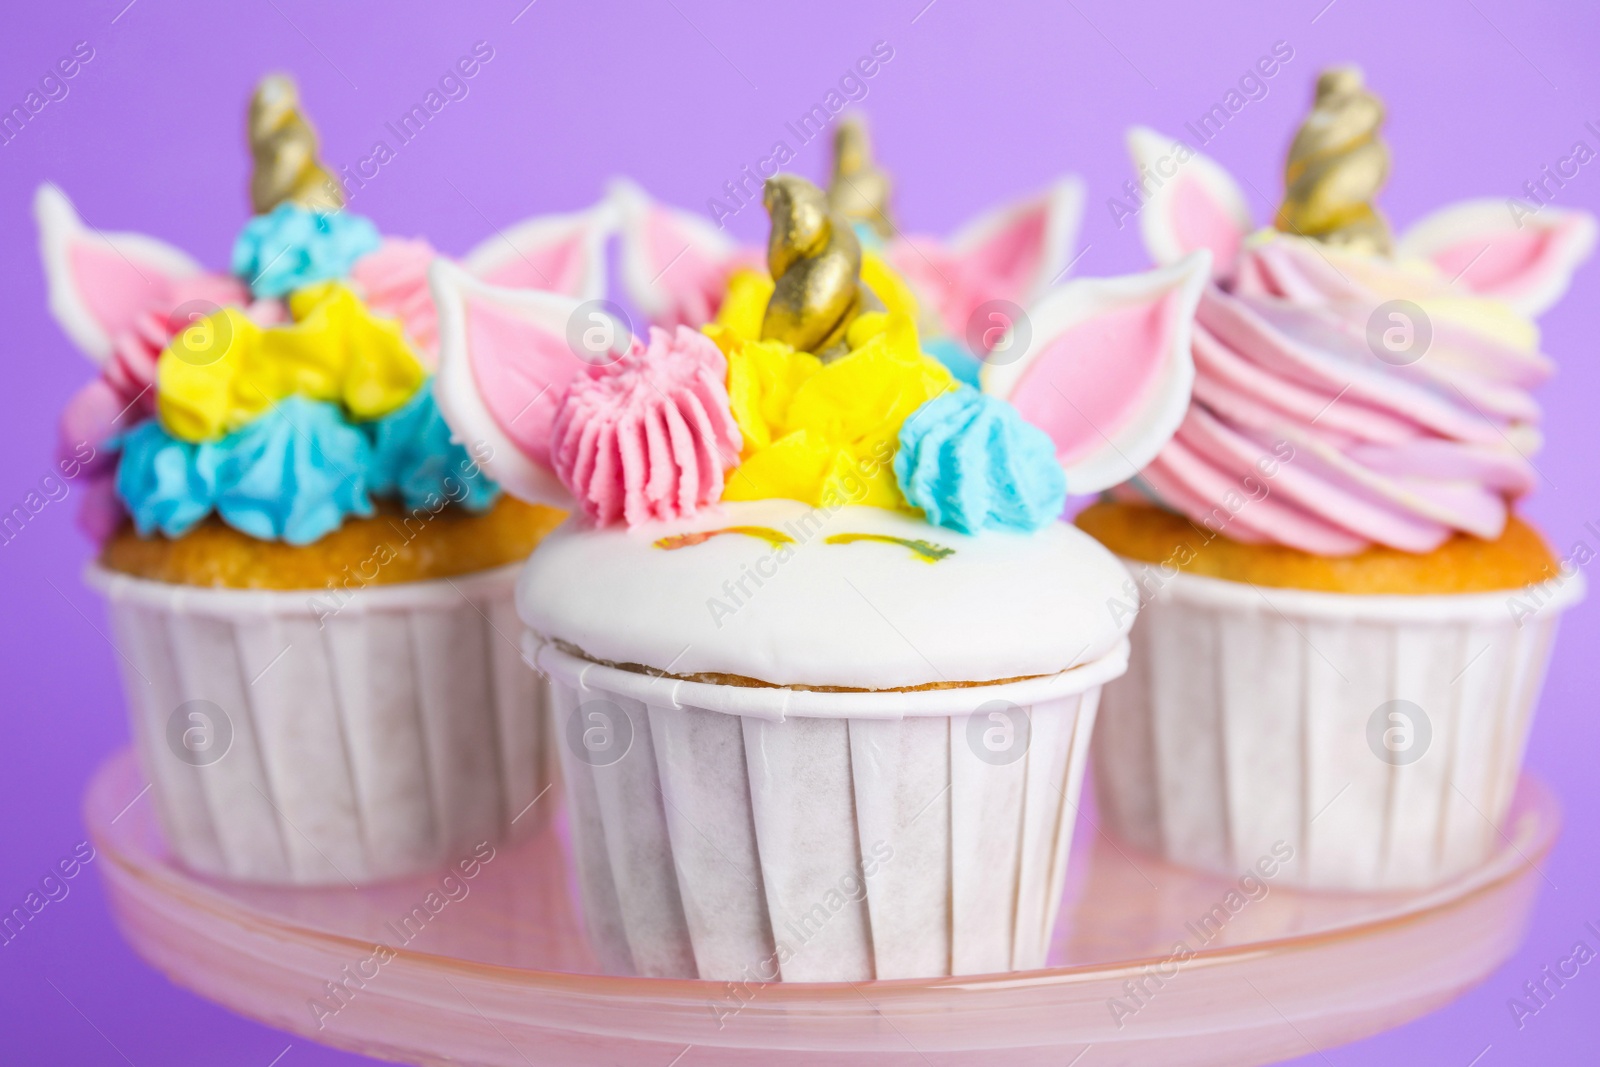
left=430, top=169, right=1209, bottom=980
left=1081, top=68, right=1596, bottom=889
left=41, top=74, right=612, bottom=885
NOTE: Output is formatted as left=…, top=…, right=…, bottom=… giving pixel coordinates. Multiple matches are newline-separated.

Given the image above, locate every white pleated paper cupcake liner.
left=535, top=640, right=1127, bottom=982
left=1093, top=563, right=1583, bottom=891
left=88, top=564, right=555, bottom=886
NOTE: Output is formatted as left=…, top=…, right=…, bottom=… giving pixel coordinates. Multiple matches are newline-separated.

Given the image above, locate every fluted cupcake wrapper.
left=536, top=641, right=1126, bottom=982
left=1094, top=564, right=1583, bottom=891
left=87, top=564, right=554, bottom=886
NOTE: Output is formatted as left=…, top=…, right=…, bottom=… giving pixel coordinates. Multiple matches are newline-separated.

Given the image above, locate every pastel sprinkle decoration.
left=655, top=525, right=796, bottom=551
left=824, top=532, right=954, bottom=563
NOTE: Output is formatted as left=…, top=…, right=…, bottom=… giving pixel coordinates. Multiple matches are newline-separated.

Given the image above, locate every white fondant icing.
left=516, top=498, right=1134, bottom=690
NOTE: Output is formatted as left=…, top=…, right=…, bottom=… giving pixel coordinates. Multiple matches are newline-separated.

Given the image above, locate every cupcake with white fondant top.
left=1083, top=68, right=1596, bottom=889
left=431, top=171, right=1210, bottom=980
left=41, top=74, right=613, bottom=885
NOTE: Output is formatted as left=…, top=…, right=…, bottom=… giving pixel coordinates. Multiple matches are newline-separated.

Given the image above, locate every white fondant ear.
left=1396, top=199, right=1597, bottom=317
left=430, top=260, right=629, bottom=508
left=609, top=177, right=744, bottom=326
left=462, top=198, right=616, bottom=301
left=983, top=251, right=1211, bottom=495
left=945, top=175, right=1086, bottom=301
left=35, top=183, right=205, bottom=365
left=1127, top=126, right=1253, bottom=278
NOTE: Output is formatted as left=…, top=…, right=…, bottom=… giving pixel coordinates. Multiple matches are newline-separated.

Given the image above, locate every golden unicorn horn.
left=828, top=115, right=894, bottom=239
left=1275, top=66, right=1392, bottom=254
left=761, top=174, right=864, bottom=357
left=248, top=73, right=342, bottom=214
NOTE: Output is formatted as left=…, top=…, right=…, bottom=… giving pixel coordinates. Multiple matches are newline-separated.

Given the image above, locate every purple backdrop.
left=4, top=1, right=1598, bottom=1063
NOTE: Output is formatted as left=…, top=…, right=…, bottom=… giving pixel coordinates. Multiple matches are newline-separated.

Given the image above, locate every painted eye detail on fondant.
left=824, top=533, right=954, bottom=563
left=654, top=525, right=796, bottom=551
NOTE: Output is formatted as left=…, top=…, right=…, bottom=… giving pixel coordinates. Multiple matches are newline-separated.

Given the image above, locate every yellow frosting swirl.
left=157, top=283, right=425, bottom=442
left=705, top=253, right=954, bottom=510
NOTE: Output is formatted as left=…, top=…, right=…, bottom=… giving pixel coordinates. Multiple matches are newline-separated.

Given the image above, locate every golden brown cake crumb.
left=99, top=497, right=565, bottom=590
left=550, top=640, right=1051, bottom=693
left=1075, top=500, right=1558, bottom=595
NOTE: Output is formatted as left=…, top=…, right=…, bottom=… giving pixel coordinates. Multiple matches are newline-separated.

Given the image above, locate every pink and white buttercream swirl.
left=1129, top=233, right=1553, bottom=555
left=551, top=326, right=742, bottom=527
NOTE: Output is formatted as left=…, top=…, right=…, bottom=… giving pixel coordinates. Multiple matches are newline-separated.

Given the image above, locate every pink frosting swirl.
left=349, top=238, right=442, bottom=367
left=1130, top=235, right=1552, bottom=555
left=551, top=326, right=742, bottom=526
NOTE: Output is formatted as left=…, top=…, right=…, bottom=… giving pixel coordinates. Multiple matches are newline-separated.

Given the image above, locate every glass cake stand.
left=85, top=748, right=1556, bottom=1067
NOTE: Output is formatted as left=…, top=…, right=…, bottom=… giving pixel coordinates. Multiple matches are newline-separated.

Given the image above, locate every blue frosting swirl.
left=213, top=397, right=374, bottom=544
left=115, top=421, right=224, bottom=538
left=232, top=203, right=382, bottom=298
left=365, top=384, right=499, bottom=513
left=894, top=389, right=1066, bottom=534
left=115, top=383, right=503, bottom=545
left=116, top=397, right=374, bottom=545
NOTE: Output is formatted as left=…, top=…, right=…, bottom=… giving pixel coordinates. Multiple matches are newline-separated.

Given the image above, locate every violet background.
left=3, top=0, right=1598, bottom=1063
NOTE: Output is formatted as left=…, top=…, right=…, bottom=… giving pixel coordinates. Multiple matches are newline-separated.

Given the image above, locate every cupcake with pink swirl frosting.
left=1082, top=68, right=1596, bottom=891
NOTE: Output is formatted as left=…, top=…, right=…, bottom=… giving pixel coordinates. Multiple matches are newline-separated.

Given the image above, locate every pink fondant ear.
left=430, top=260, right=631, bottom=507
left=983, top=251, right=1211, bottom=495
left=609, top=177, right=751, bottom=327
left=1126, top=127, right=1254, bottom=279
left=1396, top=199, right=1597, bottom=317
left=462, top=199, right=616, bottom=301
left=35, top=183, right=206, bottom=365
left=945, top=176, right=1086, bottom=303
